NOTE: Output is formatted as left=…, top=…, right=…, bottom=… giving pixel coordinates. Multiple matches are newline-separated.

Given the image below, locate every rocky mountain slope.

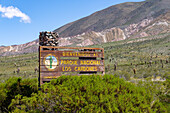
left=58, top=11, right=170, bottom=47
left=0, top=39, right=39, bottom=56
left=0, top=0, right=170, bottom=56
left=54, top=0, right=170, bottom=37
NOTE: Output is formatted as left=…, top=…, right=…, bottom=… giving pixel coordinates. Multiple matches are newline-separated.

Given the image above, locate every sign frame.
left=39, top=46, right=105, bottom=85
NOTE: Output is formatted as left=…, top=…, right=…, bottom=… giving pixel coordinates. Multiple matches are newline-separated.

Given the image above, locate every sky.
left=0, top=0, right=144, bottom=46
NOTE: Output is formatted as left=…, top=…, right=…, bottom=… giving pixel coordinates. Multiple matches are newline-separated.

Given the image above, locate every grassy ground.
left=91, top=33, right=170, bottom=80
left=0, top=33, right=169, bottom=82
left=0, top=53, right=39, bottom=82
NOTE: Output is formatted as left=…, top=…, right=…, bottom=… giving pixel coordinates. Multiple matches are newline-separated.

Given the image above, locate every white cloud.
left=0, top=4, right=31, bottom=23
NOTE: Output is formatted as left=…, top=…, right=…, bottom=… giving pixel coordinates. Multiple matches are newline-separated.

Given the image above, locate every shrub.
left=0, top=77, right=38, bottom=112
left=8, top=75, right=167, bottom=112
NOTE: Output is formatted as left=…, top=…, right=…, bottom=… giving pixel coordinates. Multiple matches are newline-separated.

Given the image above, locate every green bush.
left=8, top=75, right=167, bottom=113
left=0, top=77, right=38, bottom=112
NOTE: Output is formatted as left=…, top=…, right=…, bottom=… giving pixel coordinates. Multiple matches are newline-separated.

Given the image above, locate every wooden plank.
left=41, top=72, right=61, bottom=82
left=40, top=46, right=104, bottom=51
left=40, top=72, right=61, bottom=77
left=40, top=51, right=104, bottom=58
left=40, top=66, right=59, bottom=72
left=40, top=59, right=104, bottom=66
left=42, top=78, right=59, bottom=82
left=40, top=50, right=103, bottom=53
left=40, top=65, right=104, bottom=72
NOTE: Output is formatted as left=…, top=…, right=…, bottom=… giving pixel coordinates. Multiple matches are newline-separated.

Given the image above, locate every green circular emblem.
left=44, top=54, right=58, bottom=70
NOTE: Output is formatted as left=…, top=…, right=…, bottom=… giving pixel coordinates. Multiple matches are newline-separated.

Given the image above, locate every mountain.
left=54, top=0, right=170, bottom=37
left=58, top=11, right=170, bottom=47
left=126, top=11, right=170, bottom=38
left=0, top=0, right=170, bottom=56
left=0, top=39, right=39, bottom=56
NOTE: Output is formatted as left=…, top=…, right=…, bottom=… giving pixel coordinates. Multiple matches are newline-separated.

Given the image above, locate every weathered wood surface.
left=40, top=46, right=104, bottom=50
left=40, top=51, right=104, bottom=58
left=40, top=59, right=104, bottom=65
left=40, top=65, right=104, bottom=72
left=39, top=46, right=105, bottom=85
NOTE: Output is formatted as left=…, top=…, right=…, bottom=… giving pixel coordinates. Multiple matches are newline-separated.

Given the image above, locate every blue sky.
left=0, top=0, right=144, bottom=46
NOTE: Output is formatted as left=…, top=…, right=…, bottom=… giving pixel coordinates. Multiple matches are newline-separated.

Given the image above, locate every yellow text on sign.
left=62, top=66, right=98, bottom=72
left=74, top=66, right=97, bottom=71
left=80, top=60, right=101, bottom=65
left=60, top=60, right=101, bottom=65
left=62, top=52, right=98, bottom=57
left=43, top=76, right=59, bottom=79
left=61, top=60, right=78, bottom=65
left=62, top=66, right=72, bottom=71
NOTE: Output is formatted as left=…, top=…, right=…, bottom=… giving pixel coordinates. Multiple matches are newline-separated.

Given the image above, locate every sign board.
left=39, top=46, right=105, bottom=85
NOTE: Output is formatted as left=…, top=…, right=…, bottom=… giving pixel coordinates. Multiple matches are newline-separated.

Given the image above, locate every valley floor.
left=0, top=33, right=169, bottom=82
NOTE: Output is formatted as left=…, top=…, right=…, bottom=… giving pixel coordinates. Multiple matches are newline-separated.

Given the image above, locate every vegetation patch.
left=0, top=75, right=169, bottom=112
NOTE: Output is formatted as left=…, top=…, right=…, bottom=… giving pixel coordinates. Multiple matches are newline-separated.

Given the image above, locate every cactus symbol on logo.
left=44, top=54, right=58, bottom=70
left=49, top=56, right=53, bottom=68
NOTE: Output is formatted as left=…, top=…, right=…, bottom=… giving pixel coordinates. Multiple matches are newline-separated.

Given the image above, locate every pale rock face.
left=125, top=18, right=153, bottom=38
left=59, top=38, right=72, bottom=46
left=139, top=32, right=148, bottom=37
left=153, top=21, right=169, bottom=26
left=0, top=39, right=39, bottom=56
left=77, top=39, right=94, bottom=46
left=72, top=27, right=126, bottom=46
left=105, top=28, right=126, bottom=41
left=9, top=46, right=13, bottom=51
left=125, top=12, right=170, bottom=39
left=0, top=46, right=10, bottom=53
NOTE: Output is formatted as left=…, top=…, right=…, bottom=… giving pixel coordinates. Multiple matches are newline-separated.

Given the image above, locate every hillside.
left=54, top=0, right=170, bottom=37
left=0, top=32, right=169, bottom=81
left=0, top=39, right=39, bottom=56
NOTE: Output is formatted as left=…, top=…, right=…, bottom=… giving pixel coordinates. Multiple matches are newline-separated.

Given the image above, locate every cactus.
left=149, top=60, right=152, bottom=66
left=17, top=68, right=20, bottom=74
left=114, top=64, right=117, bottom=71
left=24, top=71, right=27, bottom=76
left=133, top=68, right=136, bottom=74
left=155, top=54, right=158, bottom=58
left=105, top=67, right=108, bottom=72
left=34, top=67, right=38, bottom=73
left=165, top=59, right=168, bottom=64
left=14, top=63, right=17, bottom=67
left=160, top=59, right=163, bottom=63
left=108, top=64, right=110, bottom=71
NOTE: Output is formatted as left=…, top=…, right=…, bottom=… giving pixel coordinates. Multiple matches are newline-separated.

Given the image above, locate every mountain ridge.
left=54, top=0, right=170, bottom=37
left=0, top=0, right=170, bottom=56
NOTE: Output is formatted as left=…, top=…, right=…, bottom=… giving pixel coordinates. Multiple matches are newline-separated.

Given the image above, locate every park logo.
left=44, top=54, right=58, bottom=70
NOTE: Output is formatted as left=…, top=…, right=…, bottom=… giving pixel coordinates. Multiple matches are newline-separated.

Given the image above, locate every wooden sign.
left=39, top=46, right=105, bottom=85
